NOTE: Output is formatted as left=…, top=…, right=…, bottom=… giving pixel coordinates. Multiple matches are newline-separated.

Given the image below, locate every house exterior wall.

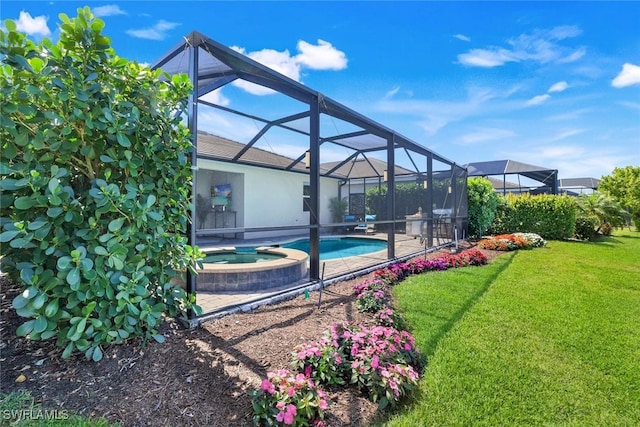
left=197, top=158, right=339, bottom=240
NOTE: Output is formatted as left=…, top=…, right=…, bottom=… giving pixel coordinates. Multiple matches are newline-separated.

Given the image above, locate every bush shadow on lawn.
left=375, top=251, right=517, bottom=424
left=422, top=252, right=517, bottom=360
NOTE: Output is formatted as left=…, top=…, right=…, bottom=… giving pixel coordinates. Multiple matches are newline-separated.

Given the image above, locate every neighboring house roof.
left=486, top=176, right=522, bottom=189
left=558, top=177, right=600, bottom=190
left=197, top=131, right=308, bottom=172
left=319, top=157, right=414, bottom=180
left=197, top=132, right=423, bottom=180
left=465, top=159, right=558, bottom=190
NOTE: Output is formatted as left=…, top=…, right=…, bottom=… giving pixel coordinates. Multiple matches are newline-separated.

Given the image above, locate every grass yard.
left=386, top=230, right=640, bottom=426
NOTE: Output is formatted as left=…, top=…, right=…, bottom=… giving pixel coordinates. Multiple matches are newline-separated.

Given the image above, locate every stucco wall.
left=197, top=159, right=339, bottom=239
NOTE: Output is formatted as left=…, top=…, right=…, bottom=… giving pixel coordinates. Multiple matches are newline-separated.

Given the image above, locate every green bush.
left=0, top=9, right=201, bottom=361
left=574, top=216, right=598, bottom=240
left=490, top=194, right=576, bottom=240
left=467, top=177, right=499, bottom=238
left=599, top=166, right=640, bottom=231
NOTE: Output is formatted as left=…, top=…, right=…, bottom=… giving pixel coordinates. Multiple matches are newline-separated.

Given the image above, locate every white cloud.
left=558, top=47, right=586, bottom=64
left=618, top=101, right=640, bottom=111
left=376, top=86, right=519, bottom=136
left=458, top=48, right=517, bottom=67
left=453, top=34, right=471, bottom=42
left=295, top=39, right=347, bottom=70
left=548, top=81, right=569, bottom=93
left=458, top=25, right=583, bottom=68
left=92, top=5, right=126, bottom=17
left=230, top=40, right=347, bottom=96
left=231, top=46, right=299, bottom=95
left=546, top=108, right=591, bottom=121
left=197, top=109, right=257, bottom=142
left=200, top=89, right=230, bottom=107
left=612, top=63, right=640, bottom=88
left=126, top=20, right=180, bottom=40
left=550, top=128, right=586, bottom=142
left=525, top=94, right=551, bottom=106
left=457, top=128, right=516, bottom=145
left=385, top=86, right=400, bottom=98
left=15, top=11, right=51, bottom=38
left=540, top=144, right=584, bottom=158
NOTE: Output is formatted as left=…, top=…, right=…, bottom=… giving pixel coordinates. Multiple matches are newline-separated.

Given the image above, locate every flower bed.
left=478, top=233, right=546, bottom=251
left=249, top=246, right=493, bottom=425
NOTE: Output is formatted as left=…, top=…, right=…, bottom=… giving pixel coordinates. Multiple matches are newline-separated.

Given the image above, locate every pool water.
left=202, top=252, right=286, bottom=264
left=282, top=237, right=386, bottom=260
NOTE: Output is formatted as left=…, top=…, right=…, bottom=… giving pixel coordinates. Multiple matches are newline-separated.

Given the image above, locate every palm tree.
left=576, top=193, right=630, bottom=234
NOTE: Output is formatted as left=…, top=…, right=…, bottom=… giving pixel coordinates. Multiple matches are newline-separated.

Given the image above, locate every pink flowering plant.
left=373, top=261, right=411, bottom=285
left=354, top=279, right=391, bottom=313
left=292, top=337, right=347, bottom=386
left=336, top=322, right=424, bottom=408
left=251, top=369, right=328, bottom=426
left=372, top=308, right=408, bottom=330
left=407, top=257, right=443, bottom=274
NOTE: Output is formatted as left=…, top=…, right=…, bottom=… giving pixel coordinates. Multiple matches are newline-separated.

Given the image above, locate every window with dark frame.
left=303, top=183, right=310, bottom=212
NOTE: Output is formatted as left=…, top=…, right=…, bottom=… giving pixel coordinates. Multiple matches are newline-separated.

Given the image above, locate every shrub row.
left=249, top=247, right=489, bottom=426
left=490, top=194, right=577, bottom=240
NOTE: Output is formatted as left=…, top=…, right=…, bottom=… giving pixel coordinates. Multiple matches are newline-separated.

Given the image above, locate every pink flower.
left=335, top=355, right=342, bottom=364
left=276, top=401, right=286, bottom=410
left=260, top=378, right=275, bottom=394
left=304, top=365, right=312, bottom=378
left=371, top=355, right=379, bottom=369
left=286, top=387, right=295, bottom=397
left=282, top=404, right=297, bottom=425
left=276, top=411, right=285, bottom=422
left=319, top=398, right=329, bottom=410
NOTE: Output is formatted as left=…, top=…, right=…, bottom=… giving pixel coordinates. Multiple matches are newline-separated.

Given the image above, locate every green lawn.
left=386, top=230, right=640, bottom=426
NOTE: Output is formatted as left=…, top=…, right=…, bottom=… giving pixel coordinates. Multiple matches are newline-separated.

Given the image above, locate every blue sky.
left=3, top=1, right=639, bottom=180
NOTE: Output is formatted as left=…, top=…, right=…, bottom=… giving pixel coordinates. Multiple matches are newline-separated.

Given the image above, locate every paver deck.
left=195, top=232, right=454, bottom=315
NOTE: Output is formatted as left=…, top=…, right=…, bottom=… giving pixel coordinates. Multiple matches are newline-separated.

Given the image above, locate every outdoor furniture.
left=354, top=214, right=376, bottom=234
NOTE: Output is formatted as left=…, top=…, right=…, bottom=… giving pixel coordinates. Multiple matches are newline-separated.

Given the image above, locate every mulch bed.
left=1, top=243, right=500, bottom=426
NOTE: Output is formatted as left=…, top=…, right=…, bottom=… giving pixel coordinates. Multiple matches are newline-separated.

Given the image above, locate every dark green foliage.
left=490, top=194, right=576, bottom=240
left=598, top=166, right=640, bottom=231
left=467, top=177, right=499, bottom=239
left=328, top=196, right=348, bottom=223
left=576, top=193, right=629, bottom=235
left=573, top=216, right=598, bottom=240
left=366, top=181, right=455, bottom=232
left=0, top=8, right=201, bottom=361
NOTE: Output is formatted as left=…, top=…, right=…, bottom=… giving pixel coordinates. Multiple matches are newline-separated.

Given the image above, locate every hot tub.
left=196, top=247, right=308, bottom=292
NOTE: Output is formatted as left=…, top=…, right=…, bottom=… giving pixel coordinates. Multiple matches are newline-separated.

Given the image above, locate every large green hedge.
left=467, top=177, right=499, bottom=239
left=490, top=194, right=576, bottom=240
left=0, top=9, right=201, bottom=361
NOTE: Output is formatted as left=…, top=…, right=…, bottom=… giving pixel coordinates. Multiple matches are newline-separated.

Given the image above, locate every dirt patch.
left=1, top=244, right=500, bottom=426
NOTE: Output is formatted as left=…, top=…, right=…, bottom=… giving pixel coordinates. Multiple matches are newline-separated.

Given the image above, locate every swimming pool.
left=282, top=237, right=386, bottom=260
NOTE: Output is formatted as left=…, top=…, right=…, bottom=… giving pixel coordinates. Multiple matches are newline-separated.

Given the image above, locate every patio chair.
left=354, top=215, right=376, bottom=234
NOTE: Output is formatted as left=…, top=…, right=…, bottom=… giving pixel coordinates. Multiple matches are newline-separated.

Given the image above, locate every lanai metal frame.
left=152, top=31, right=467, bottom=316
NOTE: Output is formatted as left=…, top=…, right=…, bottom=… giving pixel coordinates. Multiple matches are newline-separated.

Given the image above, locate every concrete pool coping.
left=197, top=247, right=308, bottom=274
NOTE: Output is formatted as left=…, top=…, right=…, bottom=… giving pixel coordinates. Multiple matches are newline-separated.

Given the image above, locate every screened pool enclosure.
left=152, top=32, right=468, bottom=317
